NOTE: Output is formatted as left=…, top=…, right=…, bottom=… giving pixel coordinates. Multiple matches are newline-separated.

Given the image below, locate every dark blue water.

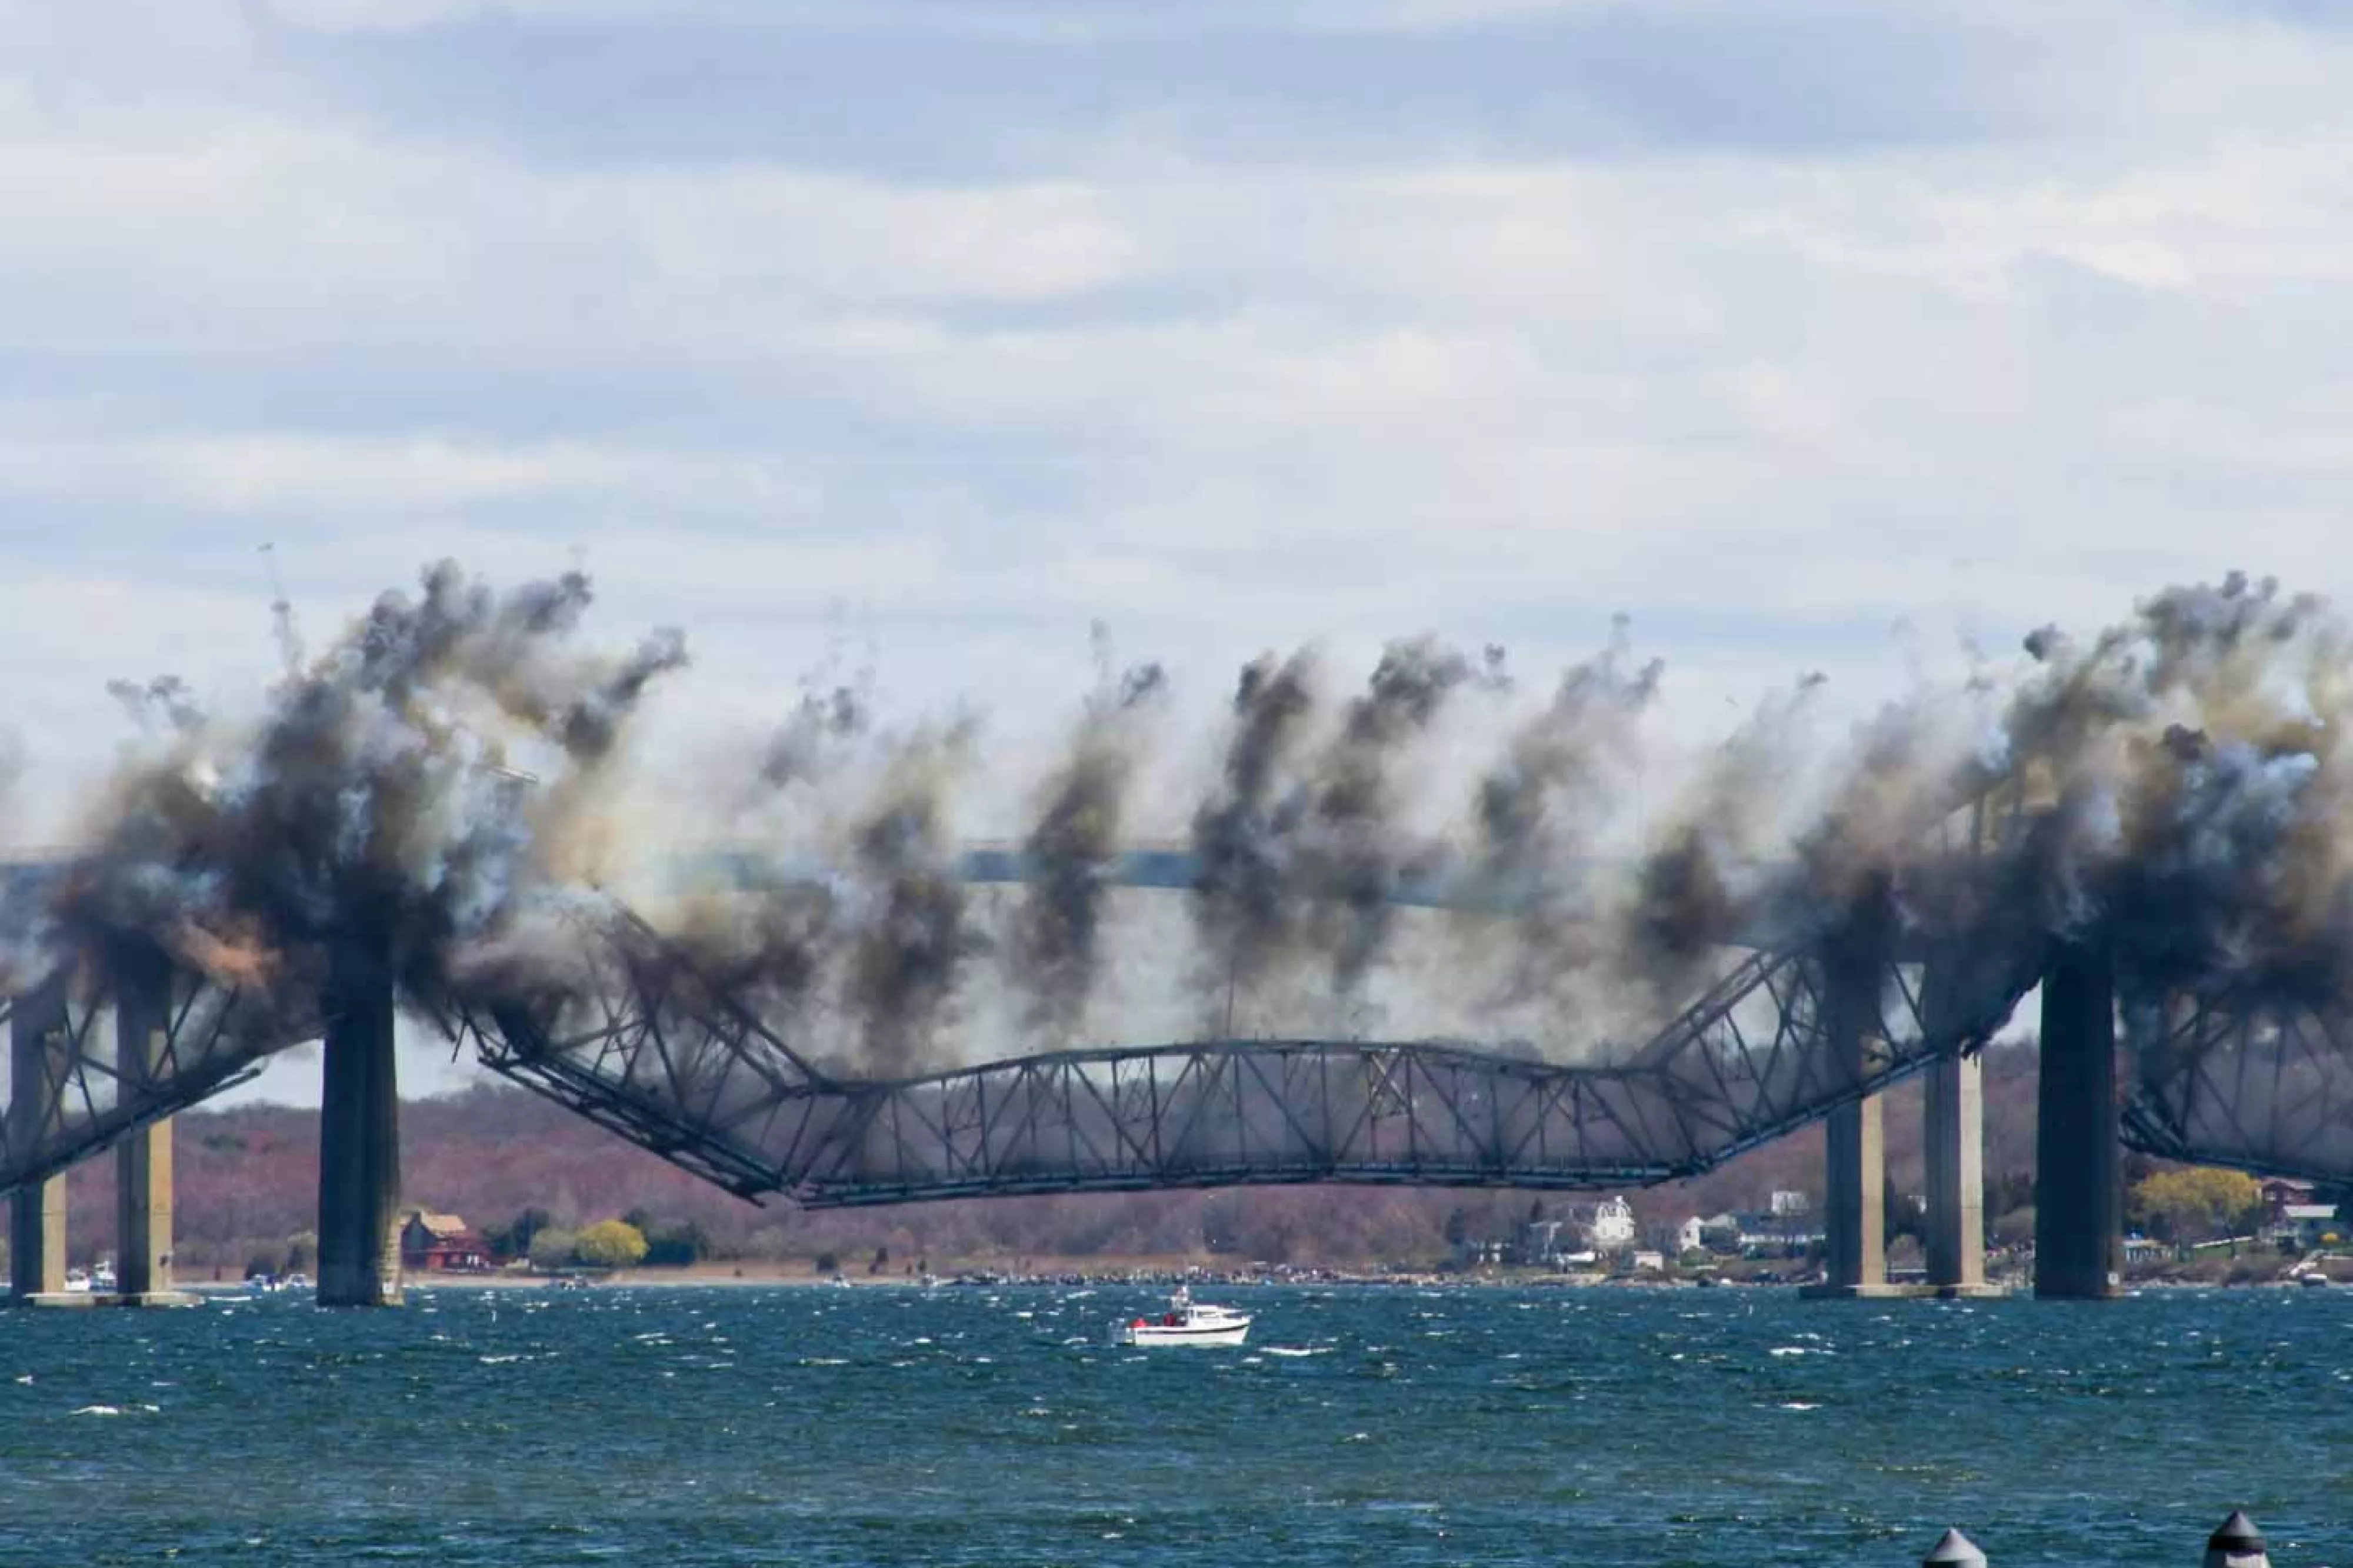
left=0, top=1283, right=2339, bottom=1565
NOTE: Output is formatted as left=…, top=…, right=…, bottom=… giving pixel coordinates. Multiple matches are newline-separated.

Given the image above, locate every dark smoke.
left=652, top=679, right=875, bottom=1030
left=1189, top=649, right=1319, bottom=1017
left=1012, top=657, right=1166, bottom=1042
left=841, top=728, right=988, bottom=1076
left=30, top=558, right=2353, bottom=1089
left=55, top=561, right=686, bottom=1012
left=1189, top=639, right=1475, bottom=1022
left=1994, top=573, right=2353, bottom=1004
left=760, top=684, right=866, bottom=789
left=1619, top=674, right=1828, bottom=987
left=106, top=676, right=205, bottom=736
left=1299, top=638, right=1475, bottom=993
left=1471, top=622, right=1661, bottom=1005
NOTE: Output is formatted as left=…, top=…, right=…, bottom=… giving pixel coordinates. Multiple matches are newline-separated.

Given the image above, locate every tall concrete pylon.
left=2034, top=938, right=2121, bottom=1299
left=1920, top=953, right=2000, bottom=1297
left=1807, top=892, right=1896, bottom=1298
left=112, top=940, right=191, bottom=1305
left=6, top=973, right=68, bottom=1301
left=317, top=921, right=402, bottom=1306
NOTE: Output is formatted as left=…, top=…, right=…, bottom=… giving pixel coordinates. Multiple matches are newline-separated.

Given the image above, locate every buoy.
left=2204, top=1510, right=2269, bottom=1568
left=1921, top=1528, right=1987, bottom=1567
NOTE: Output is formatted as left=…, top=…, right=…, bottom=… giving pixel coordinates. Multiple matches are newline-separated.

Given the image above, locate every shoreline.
left=188, top=1269, right=2322, bottom=1295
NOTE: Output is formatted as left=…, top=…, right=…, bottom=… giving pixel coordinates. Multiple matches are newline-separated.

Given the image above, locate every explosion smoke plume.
left=1013, top=656, right=1166, bottom=1042
left=1471, top=621, right=1660, bottom=1008
left=840, top=724, right=988, bottom=1076
left=56, top=561, right=686, bottom=1011
left=1618, top=673, right=1827, bottom=990
left=1992, top=573, right=2353, bottom=1003
left=16, top=562, right=2353, bottom=1087
left=1189, top=639, right=1478, bottom=1026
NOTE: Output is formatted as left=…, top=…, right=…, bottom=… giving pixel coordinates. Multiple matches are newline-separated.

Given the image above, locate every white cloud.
left=5, top=0, right=2353, bottom=792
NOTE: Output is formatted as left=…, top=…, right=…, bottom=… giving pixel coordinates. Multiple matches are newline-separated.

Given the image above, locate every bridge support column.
left=9, top=976, right=71, bottom=1303
left=1924, top=1056, right=1995, bottom=1296
left=1922, top=961, right=2001, bottom=1298
left=1805, top=911, right=1895, bottom=1299
left=111, top=944, right=191, bottom=1306
left=1818, top=1095, right=1887, bottom=1294
left=317, top=928, right=402, bottom=1307
left=2034, top=940, right=2120, bottom=1300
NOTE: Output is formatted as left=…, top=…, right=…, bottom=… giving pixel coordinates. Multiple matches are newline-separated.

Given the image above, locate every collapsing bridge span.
left=439, top=913, right=2055, bottom=1207
left=14, top=856, right=2353, bottom=1307
left=12, top=899, right=2353, bottom=1222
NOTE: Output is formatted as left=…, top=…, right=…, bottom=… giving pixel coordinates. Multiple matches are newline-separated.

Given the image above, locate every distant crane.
left=258, top=542, right=304, bottom=677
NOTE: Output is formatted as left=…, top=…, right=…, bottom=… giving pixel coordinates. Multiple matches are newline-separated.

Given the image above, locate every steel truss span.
left=2125, top=990, right=2353, bottom=1184
left=440, top=915, right=2054, bottom=1207
left=0, top=968, right=318, bottom=1195
left=28, top=886, right=2353, bottom=1203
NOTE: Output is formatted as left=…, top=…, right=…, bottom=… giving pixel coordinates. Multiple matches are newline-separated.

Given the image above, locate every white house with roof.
left=1589, top=1196, right=1637, bottom=1250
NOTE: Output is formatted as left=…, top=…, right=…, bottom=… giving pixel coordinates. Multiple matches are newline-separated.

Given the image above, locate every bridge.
left=4, top=806, right=2348, bottom=1307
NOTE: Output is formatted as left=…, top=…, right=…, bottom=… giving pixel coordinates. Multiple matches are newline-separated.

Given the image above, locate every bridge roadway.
left=4, top=843, right=2352, bottom=1302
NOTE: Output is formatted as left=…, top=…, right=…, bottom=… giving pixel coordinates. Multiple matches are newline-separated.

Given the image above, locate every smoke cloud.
left=1012, top=651, right=1166, bottom=1043
left=1471, top=620, right=1661, bottom=1008
left=1991, top=573, right=2353, bottom=1004
left=1189, top=648, right=1320, bottom=1022
left=16, top=562, right=2353, bottom=1090
left=51, top=561, right=686, bottom=1016
left=1186, top=639, right=1481, bottom=1027
left=839, top=723, right=989, bottom=1076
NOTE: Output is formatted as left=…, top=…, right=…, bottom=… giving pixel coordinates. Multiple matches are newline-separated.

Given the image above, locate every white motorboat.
left=1113, top=1286, right=1251, bottom=1347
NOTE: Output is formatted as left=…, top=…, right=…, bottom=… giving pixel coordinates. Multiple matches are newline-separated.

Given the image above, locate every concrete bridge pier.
left=316, top=926, right=402, bottom=1307
left=1921, top=960, right=2002, bottom=1298
left=2034, top=939, right=2121, bottom=1300
left=1922, top=1055, right=1993, bottom=1293
left=110, top=943, right=193, bottom=1306
left=8, top=975, right=71, bottom=1303
left=1817, top=1092, right=1888, bottom=1295
left=1805, top=910, right=1897, bottom=1299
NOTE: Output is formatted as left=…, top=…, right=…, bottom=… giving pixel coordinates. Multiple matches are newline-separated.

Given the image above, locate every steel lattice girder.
left=2124, top=989, right=2353, bottom=1183
left=783, top=930, right=2053, bottom=1207
left=786, top=1042, right=1687, bottom=1206
left=0, top=965, right=312, bottom=1194
left=445, top=909, right=2055, bottom=1207
left=438, top=913, right=830, bottom=1200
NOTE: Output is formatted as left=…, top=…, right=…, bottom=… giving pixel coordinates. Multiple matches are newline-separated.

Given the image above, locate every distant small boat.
left=62, top=1269, right=92, bottom=1295
left=2298, top=1271, right=2329, bottom=1289
left=1113, top=1286, right=1251, bottom=1347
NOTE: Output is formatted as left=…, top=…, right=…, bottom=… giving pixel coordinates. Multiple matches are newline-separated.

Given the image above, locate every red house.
left=400, top=1211, right=493, bottom=1273
left=2260, top=1178, right=2316, bottom=1222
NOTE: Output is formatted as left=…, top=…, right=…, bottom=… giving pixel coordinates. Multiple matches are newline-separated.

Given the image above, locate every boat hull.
left=1115, top=1319, right=1250, bottom=1347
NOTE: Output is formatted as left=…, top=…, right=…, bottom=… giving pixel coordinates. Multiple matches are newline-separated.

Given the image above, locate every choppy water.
left=0, top=1283, right=2340, bottom=1565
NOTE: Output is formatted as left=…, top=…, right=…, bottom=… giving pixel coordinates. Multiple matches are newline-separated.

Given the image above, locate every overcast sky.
left=5, top=0, right=2351, bottom=1098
